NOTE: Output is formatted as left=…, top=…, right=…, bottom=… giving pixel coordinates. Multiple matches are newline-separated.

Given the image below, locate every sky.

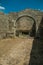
left=0, top=0, right=43, bottom=13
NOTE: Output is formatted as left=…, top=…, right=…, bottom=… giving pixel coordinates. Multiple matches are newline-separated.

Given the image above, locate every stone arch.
left=16, top=15, right=35, bottom=23
left=16, top=15, right=36, bottom=37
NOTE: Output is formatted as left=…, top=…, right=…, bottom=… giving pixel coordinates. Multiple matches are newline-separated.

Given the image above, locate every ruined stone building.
left=0, top=9, right=43, bottom=39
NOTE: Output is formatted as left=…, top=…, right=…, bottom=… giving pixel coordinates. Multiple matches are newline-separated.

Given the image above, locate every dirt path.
left=0, top=38, right=34, bottom=65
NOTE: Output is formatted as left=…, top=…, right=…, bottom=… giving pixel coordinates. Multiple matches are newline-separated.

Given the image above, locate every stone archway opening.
left=16, top=15, right=36, bottom=38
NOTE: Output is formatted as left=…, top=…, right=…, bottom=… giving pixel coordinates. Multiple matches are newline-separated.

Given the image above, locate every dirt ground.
left=0, top=37, right=34, bottom=65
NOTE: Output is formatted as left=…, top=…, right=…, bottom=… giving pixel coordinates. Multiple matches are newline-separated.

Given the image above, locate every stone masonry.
left=0, top=9, right=43, bottom=39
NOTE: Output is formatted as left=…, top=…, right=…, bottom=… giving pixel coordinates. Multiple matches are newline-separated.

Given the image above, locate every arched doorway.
left=16, top=15, right=36, bottom=37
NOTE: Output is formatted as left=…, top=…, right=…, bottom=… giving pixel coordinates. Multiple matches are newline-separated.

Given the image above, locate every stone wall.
left=0, top=9, right=43, bottom=39
left=0, top=13, right=9, bottom=39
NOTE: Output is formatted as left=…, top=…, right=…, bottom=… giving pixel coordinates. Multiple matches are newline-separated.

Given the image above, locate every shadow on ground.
left=29, top=17, right=43, bottom=65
